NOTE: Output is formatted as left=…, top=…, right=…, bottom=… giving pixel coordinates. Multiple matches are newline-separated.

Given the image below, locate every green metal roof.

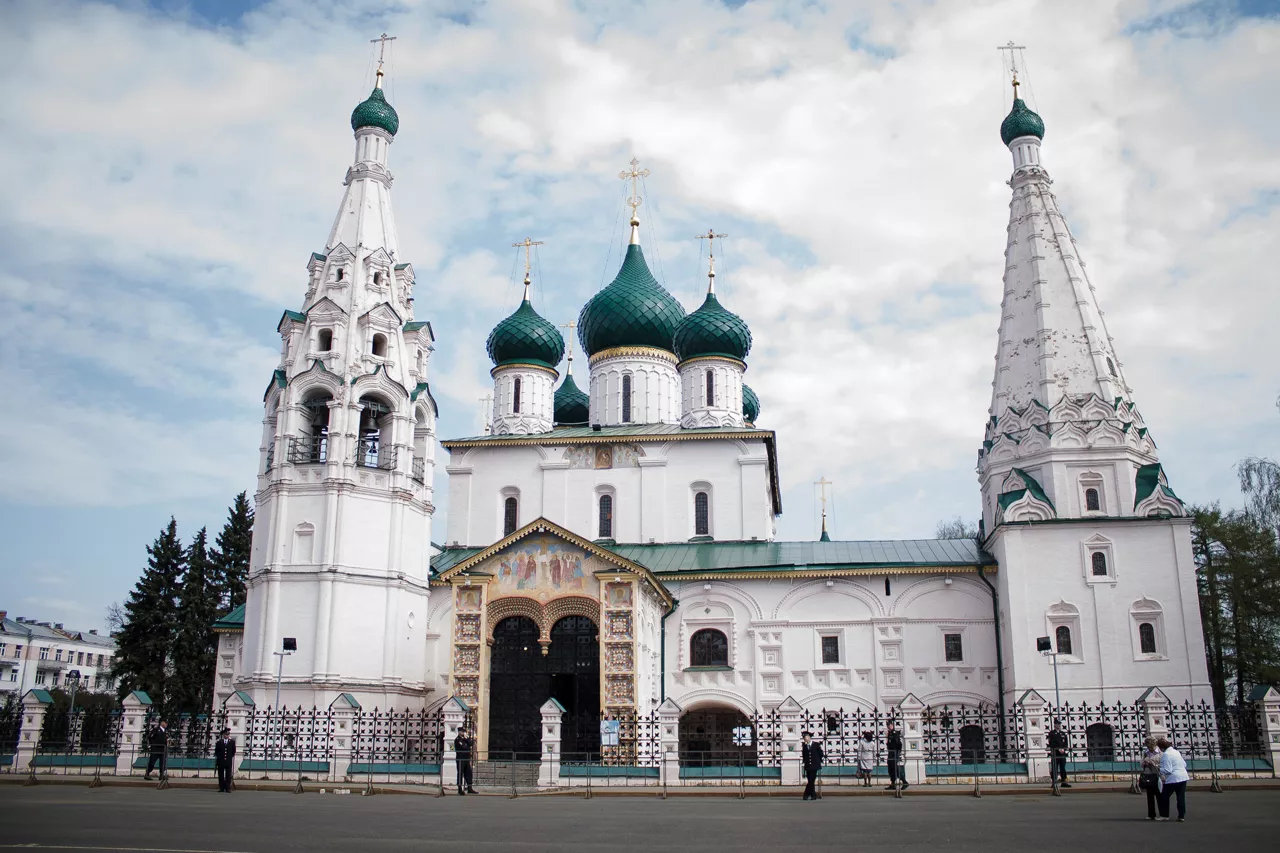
left=553, top=372, right=589, bottom=425
left=1134, top=463, right=1181, bottom=509
left=432, top=537, right=992, bottom=576
left=742, top=383, right=760, bottom=423
left=1001, top=97, right=1044, bottom=145
left=351, top=86, right=399, bottom=136
left=26, top=688, right=54, bottom=704
left=673, top=292, right=752, bottom=362
left=213, top=603, right=246, bottom=631
left=578, top=244, right=685, bottom=356
left=487, top=298, right=565, bottom=368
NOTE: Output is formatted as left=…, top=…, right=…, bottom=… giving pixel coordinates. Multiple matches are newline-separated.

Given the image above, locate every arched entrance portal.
left=679, top=706, right=758, bottom=767
left=488, top=615, right=600, bottom=758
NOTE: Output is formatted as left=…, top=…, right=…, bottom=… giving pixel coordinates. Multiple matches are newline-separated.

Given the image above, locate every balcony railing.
left=288, top=434, right=328, bottom=465
left=412, top=457, right=425, bottom=483
left=355, top=437, right=398, bottom=471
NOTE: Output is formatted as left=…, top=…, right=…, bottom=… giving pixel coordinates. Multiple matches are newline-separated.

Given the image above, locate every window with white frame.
left=820, top=634, right=840, bottom=665
left=1082, top=535, right=1115, bottom=581
left=1130, top=599, right=1166, bottom=659
left=1047, top=602, right=1082, bottom=661
left=944, top=633, right=964, bottom=662
left=1080, top=474, right=1105, bottom=515
left=597, top=490, right=615, bottom=539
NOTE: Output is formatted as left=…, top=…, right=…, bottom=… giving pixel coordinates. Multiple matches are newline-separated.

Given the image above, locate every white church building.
left=218, top=62, right=1212, bottom=761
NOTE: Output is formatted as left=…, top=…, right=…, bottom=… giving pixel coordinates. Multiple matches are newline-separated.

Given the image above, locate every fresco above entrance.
left=488, top=535, right=601, bottom=596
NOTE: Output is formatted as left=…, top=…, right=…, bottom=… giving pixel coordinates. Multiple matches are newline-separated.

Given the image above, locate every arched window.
left=694, top=491, right=710, bottom=537
left=705, top=369, right=715, bottom=407
left=598, top=494, right=614, bottom=539
left=373, top=270, right=384, bottom=286
left=1085, top=488, right=1100, bottom=512
left=336, top=268, right=345, bottom=281
left=503, top=496, right=518, bottom=537
left=690, top=628, right=728, bottom=667
left=512, top=376, right=522, bottom=414
left=1086, top=723, right=1115, bottom=762
left=1139, top=622, right=1157, bottom=655
left=621, top=375, right=632, bottom=423
left=297, top=392, right=332, bottom=463
left=1055, top=625, right=1073, bottom=656
left=357, top=395, right=393, bottom=469
left=372, top=333, right=387, bottom=357
left=318, top=329, right=333, bottom=351
left=1091, top=551, right=1108, bottom=576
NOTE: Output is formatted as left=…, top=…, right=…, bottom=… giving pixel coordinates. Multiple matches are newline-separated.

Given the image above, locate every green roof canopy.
left=1000, top=97, right=1044, bottom=146
left=673, top=292, right=752, bottom=362
left=578, top=245, right=685, bottom=356
left=351, top=86, right=399, bottom=136
left=553, top=372, right=590, bottom=425
left=486, top=298, right=565, bottom=369
left=742, top=383, right=760, bottom=422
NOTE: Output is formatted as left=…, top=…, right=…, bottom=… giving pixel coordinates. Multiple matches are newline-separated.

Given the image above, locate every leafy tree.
left=1237, top=394, right=1280, bottom=535
left=170, top=527, right=219, bottom=715
left=210, top=492, right=254, bottom=611
left=112, top=518, right=185, bottom=712
left=1193, top=504, right=1280, bottom=707
left=935, top=517, right=980, bottom=539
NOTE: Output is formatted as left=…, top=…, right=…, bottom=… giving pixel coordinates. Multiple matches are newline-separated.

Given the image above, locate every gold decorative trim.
left=490, top=362, right=559, bottom=379
left=654, top=565, right=996, bottom=582
left=588, top=345, right=677, bottom=366
left=441, top=429, right=771, bottom=450
left=677, top=355, right=745, bottom=370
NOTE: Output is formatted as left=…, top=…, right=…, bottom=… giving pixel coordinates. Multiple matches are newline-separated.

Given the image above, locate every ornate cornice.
left=677, top=355, right=745, bottom=370
left=441, top=428, right=771, bottom=449
left=589, top=345, right=677, bottom=366
left=489, top=362, right=559, bottom=379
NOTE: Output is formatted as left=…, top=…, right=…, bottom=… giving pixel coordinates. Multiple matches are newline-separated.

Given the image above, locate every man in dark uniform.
left=800, top=730, right=823, bottom=801
left=1048, top=719, right=1071, bottom=788
left=454, top=730, right=476, bottom=795
left=144, top=720, right=168, bottom=780
left=214, top=727, right=236, bottom=793
left=885, top=721, right=909, bottom=790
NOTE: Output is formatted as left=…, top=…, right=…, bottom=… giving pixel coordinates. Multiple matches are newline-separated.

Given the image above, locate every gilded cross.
left=815, top=476, right=833, bottom=535
left=512, top=238, right=544, bottom=279
left=371, top=32, right=397, bottom=71
left=997, top=41, right=1026, bottom=96
left=559, top=320, right=578, bottom=362
left=696, top=229, right=728, bottom=292
left=619, top=157, right=650, bottom=222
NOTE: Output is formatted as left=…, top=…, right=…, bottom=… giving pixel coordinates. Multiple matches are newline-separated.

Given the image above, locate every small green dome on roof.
left=674, top=291, right=752, bottom=362
left=1000, top=97, right=1044, bottom=146
left=486, top=296, right=565, bottom=369
left=742, top=383, right=760, bottom=423
left=351, top=85, right=400, bottom=137
left=554, top=372, right=590, bottom=425
left=578, top=244, right=686, bottom=356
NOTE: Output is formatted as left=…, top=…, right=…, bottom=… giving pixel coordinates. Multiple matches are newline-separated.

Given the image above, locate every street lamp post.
left=272, top=639, right=297, bottom=767
left=66, top=670, right=81, bottom=753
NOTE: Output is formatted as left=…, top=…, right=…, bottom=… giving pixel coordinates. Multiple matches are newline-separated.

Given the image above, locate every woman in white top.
left=1156, top=737, right=1190, bottom=821
left=856, top=731, right=877, bottom=787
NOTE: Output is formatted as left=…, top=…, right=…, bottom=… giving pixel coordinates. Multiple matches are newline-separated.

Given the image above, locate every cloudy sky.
left=1, top=0, right=1276, bottom=630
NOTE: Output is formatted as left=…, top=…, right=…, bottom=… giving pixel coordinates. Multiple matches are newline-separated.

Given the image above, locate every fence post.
left=657, top=698, right=682, bottom=793
left=115, top=691, right=153, bottom=777
left=223, top=690, right=255, bottom=784
left=328, top=694, right=359, bottom=782
left=1250, top=686, right=1280, bottom=779
left=440, top=696, right=468, bottom=794
left=538, top=698, right=564, bottom=788
left=1017, top=689, right=1050, bottom=783
left=777, top=696, right=803, bottom=787
left=17, top=689, right=53, bottom=783
left=1137, top=687, right=1171, bottom=742
left=898, top=693, right=926, bottom=785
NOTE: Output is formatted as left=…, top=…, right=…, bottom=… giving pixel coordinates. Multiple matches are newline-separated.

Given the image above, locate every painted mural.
left=490, top=535, right=595, bottom=594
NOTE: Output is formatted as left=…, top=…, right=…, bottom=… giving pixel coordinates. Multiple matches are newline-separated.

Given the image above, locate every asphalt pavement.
left=0, top=785, right=1276, bottom=852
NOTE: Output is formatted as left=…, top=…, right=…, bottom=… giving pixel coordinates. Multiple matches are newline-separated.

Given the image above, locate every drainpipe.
left=978, top=565, right=1008, bottom=762
left=659, top=598, right=678, bottom=702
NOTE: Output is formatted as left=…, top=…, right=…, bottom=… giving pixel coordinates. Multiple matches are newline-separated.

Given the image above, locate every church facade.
left=221, top=65, right=1212, bottom=759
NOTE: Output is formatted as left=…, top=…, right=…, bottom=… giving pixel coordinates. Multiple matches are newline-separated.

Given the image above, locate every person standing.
left=885, top=722, right=908, bottom=790
left=800, top=731, right=823, bottom=801
left=144, top=720, right=169, bottom=781
left=856, top=731, right=877, bottom=787
left=1047, top=719, right=1071, bottom=788
left=214, top=727, right=236, bottom=793
left=454, top=730, right=476, bottom=795
left=1139, top=737, right=1161, bottom=820
left=1156, top=738, right=1189, bottom=822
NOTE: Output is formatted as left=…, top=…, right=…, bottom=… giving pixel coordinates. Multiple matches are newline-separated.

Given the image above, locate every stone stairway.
left=471, top=760, right=541, bottom=790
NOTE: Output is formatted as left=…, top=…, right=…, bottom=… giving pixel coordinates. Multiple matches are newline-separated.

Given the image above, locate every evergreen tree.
left=112, top=518, right=185, bottom=711
left=210, top=492, right=254, bottom=611
left=171, top=527, right=219, bottom=714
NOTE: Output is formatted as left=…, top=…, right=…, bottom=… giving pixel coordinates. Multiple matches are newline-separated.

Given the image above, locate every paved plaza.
left=0, top=786, right=1278, bottom=852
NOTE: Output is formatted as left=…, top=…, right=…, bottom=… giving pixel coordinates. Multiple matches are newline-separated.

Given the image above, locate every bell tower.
left=241, top=47, right=438, bottom=710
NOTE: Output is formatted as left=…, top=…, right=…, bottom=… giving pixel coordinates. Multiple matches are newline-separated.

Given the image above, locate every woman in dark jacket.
left=1139, top=737, right=1162, bottom=820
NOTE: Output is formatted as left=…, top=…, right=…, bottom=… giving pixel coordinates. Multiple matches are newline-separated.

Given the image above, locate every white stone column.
left=115, top=691, right=153, bottom=775
left=777, top=696, right=803, bottom=786
left=538, top=699, right=564, bottom=787
left=17, top=690, right=53, bottom=775
left=657, top=698, right=682, bottom=788
left=329, top=695, right=359, bottom=781
left=1018, top=689, right=1050, bottom=781
left=898, top=693, right=927, bottom=784
left=440, top=697, right=469, bottom=791
left=1249, top=686, right=1280, bottom=778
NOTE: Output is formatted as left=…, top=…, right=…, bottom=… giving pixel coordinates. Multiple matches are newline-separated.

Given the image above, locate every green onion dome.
left=553, top=373, right=590, bottom=426
left=1000, top=98, right=1044, bottom=146
left=486, top=297, right=565, bottom=369
left=673, top=292, right=752, bottom=362
left=578, top=244, right=686, bottom=356
left=351, top=86, right=400, bottom=137
left=742, top=383, right=760, bottom=423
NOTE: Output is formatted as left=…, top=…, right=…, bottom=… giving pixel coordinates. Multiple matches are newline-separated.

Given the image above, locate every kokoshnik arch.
left=212, top=56, right=1211, bottom=759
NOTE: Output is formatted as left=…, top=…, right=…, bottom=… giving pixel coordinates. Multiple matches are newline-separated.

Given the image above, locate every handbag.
left=1139, top=772, right=1158, bottom=791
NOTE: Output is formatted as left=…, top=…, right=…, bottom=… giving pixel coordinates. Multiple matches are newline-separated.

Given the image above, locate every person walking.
left=885, top=722, right=908, bottom=790
left=1139, top=737, right=1161, bottom=820
left=1047, top=719, right=1071, bottom=788
left=856, top=731, right=877, bottom=787
left=1157, top=738, right=1189, bottom=822
left=214, top=727, right=236, bottom=793
left=800, top=731, right=823, bottom=801
left=454, top=730, right=476, bottom=795
left=144, top=720, right=169, bottom=781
